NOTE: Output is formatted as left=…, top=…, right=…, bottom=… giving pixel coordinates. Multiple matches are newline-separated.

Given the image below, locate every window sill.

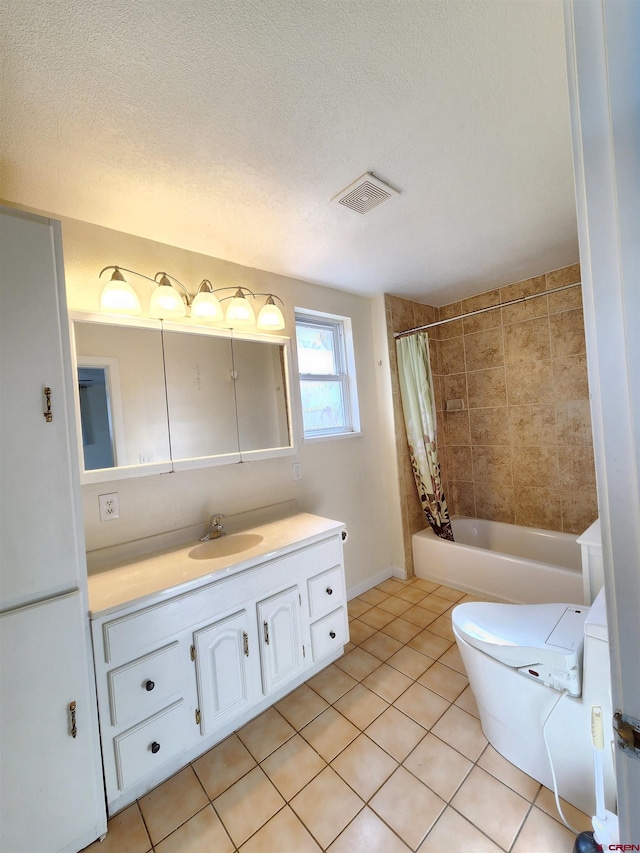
left=302, top=430, right=363, bottom=444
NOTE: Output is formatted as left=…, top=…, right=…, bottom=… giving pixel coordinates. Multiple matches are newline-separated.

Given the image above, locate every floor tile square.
left=290, top=767, right=364, bottom=849
left=386, top=645, right=434, bottom=680
left=358, top=588, right=389, bottom=607
left=360, top=631, right=404, bottom=661
left=478, top=744, right=541, bottom=801
left=347, top=598, right=372, bottom=619
left=333, top=682, right=388, bottom=729
left=401, top=605, right=439, bottom=628
left=511, top=805, right=577, bottom=853
left=419, top=594, right=453, bottom=615
left=451, top=766, right=529, bottom=850
left=138, top=766, right=208, bottom=845
left=395, top=586, right=428, bottom=604
left=381, top=617, right=423, bottom=643
left=454, top=684, right=479, bottom=717
left=377, top=595, right=413, bottom=616
left=299, top=706, right=360, bottom=761
left=534, top=786, right=592, bottom=832
left=260, top=734, right=326, bottom=800
left=238, top=805, right=321, bottom=853
left=408, top=629, right=452, bottom=659
left=370, top=766, right=445, bottom=849
left=192, top=733, right=257, bottom=800
left=410, top=579, right=440, bottom=593
left=427, top=614, right=455, bottom=641
left=433, top=585, right=466, bottom=602
left=394, top=682, right=450, bottom=730
left=348, top=618, right=378, bottom=645
left=213, top=766, right=285, bottom=847
left=331, top=733, right=398, bottom=800
left=306, top=663, right=357, bottom=703
left=334, top=647, right=382, bottom=681
left=365, top=706, right=426, bottom=761
left=83, top=803, right=151, bottom=853
left=416, top=806, right=502, bottom=852
left=417, top=661, right=468, bottom=701
left=358, top=606, right=396, bottom=629
left=237, top=706, right=296, bottom=761
left=438, top=643, right=466, bottom=674
left=431, top=704, right=487, bottom=760
left=376, top=578, right=407, bottom=595
left=362, top=662, right=413, bottom=703
left=154, top=805, right=234, bottom=853
left=275, top=683, right=329, bottom=730
left=327, top=806, right=411, bottom=853
left=403, top=733, right=473, bottom=801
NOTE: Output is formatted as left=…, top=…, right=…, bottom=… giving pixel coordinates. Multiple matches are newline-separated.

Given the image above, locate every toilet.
left=452, top=585, right=616, bottom=816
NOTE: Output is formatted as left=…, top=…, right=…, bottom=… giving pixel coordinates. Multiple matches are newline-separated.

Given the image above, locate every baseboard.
left=391, top=565, right=408, bottom=580
left=347, top=566, right=395, bottom=600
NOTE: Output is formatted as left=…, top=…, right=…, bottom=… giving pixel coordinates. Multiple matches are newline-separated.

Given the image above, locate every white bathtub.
left=412, top=516, right=583, bottom=604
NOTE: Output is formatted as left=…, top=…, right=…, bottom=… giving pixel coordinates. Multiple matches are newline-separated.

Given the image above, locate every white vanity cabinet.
left=90, top=519, right=348, bottom=813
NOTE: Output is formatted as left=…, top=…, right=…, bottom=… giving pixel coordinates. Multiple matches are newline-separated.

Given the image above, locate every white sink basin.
left=188, top=533, right=264, bottom=560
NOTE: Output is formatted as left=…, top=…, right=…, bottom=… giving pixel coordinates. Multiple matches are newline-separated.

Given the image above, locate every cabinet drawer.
left=114, top=700, right=190, bottom=791
left=307, top=565, right=345, bottom=619
left=310, top=607, right=348, bottom=661
left=108, top=642, right=182, bottom=727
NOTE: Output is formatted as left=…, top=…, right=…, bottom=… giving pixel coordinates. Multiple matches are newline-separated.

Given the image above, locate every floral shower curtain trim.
left=396, top=332, right=453, bottom=541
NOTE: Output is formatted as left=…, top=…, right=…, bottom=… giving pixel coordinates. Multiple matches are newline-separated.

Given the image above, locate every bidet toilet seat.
left=452, top=600, right=588, bottom=695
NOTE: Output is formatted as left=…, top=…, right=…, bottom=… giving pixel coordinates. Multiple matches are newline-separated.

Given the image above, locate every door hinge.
left=263, top=621, right=270, bottom=645
left=190, top=645, right=196, bottom=661
left=243, top=631, right=249, bottom=656
left=302, top=645, right=306, bottom=658
left=195, top=709, right=201, bottom=725
left=613, top=711, right=640, bottom=759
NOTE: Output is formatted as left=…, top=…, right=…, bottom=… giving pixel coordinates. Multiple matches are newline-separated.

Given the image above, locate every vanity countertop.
left=87, top=512, right=344, bottom=619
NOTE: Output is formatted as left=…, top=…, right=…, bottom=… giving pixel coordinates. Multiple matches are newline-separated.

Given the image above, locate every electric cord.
left=542, top=688, right=580, bottom=834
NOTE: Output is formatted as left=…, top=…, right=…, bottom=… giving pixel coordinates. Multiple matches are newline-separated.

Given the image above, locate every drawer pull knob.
left=326, top=587, right=333, bottom=595
left=329, top=631, right=336, bottom=639
left=145, top=680, right=155, bottom=692
left=150, top=741, right=161, bottom=754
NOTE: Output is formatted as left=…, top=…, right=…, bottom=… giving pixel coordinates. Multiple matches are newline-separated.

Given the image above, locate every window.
left=295, top=309, right=360, bottom=439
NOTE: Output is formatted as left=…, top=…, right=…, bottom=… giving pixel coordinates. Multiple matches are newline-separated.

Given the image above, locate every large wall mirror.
left=71, top=313, right=295, bottom=483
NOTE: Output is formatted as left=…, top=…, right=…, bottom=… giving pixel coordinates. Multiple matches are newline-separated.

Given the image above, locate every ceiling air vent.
left=332, top=172, right=400, bottom=214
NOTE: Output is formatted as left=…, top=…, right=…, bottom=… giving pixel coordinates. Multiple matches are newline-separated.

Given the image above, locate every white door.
left=564, top=1, right=640, bottom=841
left=194, top=610, right=261, bottom=736
left=257, top=586, right=304, bottom=695
left=0, top=208, right=85, bottom=608
left=0, top=593, right=106, bottom=853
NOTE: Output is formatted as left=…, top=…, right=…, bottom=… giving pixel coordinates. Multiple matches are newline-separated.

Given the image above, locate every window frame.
left=294, top=309, right=361, bottom=440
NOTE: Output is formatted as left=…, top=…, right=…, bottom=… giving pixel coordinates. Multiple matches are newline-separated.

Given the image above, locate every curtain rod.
left=393, top=281, right=581, bottom=339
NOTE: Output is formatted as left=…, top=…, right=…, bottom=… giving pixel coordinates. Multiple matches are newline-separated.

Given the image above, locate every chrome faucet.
left=200, top=513, right=225, bottom=541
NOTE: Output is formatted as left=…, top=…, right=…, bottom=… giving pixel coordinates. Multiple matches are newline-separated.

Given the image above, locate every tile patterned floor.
left=84, top=577, right=592, bottom=852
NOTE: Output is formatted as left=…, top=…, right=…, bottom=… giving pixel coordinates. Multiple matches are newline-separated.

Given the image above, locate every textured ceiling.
left=0, top=0, right=578, bottom=304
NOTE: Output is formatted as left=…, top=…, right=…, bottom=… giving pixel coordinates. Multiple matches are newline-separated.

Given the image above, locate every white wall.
left=54, top=215, right=402, bottom=591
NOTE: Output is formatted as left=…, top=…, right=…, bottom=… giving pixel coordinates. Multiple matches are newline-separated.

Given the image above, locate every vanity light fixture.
left=190, top=280, right=224, bottom=323
left=148, top=272, right=191, bottom=319
left=256, top=294, right=285, bottom=331
left=223, top=287, right=257, bottom=328
left=98, top=266, right=143, bottom=315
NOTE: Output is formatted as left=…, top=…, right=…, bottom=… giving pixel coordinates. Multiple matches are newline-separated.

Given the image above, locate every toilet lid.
left=451, top=600, right=588, bottom=670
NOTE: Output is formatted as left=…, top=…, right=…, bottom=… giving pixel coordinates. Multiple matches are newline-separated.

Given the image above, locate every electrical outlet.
left=98, top=492, right=120, bottom=522
left=293, top=463, right=303, bottom=481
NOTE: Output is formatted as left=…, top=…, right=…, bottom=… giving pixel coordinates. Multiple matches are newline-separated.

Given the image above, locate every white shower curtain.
left=396, top=332, right=453, bottom=541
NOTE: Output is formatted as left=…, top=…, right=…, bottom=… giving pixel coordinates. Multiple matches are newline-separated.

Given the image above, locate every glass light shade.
left=225, top=290, right=256, bottom=327
left=99, top=272, right=142, bottom=315
left=257, top=297, right=285, bottom=331
left=191, top=290, right=224, bottom=322
left=148, top=281, right=186, bottom=319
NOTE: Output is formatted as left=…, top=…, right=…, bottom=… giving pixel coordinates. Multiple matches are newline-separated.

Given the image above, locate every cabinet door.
left=0, top=593, right=105, bottom=853
left=0, top=208, right=84, bottom=607
left=193, top=610, right=261, bottom=736
left=257, top=587, right=304, bottom=695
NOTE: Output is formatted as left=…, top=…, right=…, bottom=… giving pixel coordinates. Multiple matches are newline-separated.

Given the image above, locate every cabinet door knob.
left=326, top=587, right=333, bottom=595
left=150, top=741, right=161, bottom=754
left=329, top=631, right=336, bottom=639
left=145, top=680, right=155, bottom=692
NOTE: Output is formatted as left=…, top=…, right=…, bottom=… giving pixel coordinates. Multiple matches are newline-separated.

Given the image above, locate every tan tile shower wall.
left=385, top=264, right=597, bottom=575
left=435, top=264, right=597, bottom=535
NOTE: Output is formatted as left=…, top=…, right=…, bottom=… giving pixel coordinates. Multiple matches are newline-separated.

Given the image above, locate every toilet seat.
left=452, top=600, right=588, bottom=695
